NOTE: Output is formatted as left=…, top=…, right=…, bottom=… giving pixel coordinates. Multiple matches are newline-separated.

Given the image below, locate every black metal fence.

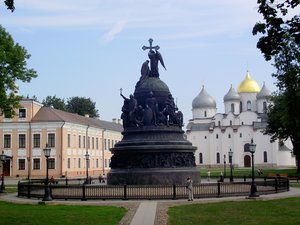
left=17, top=177, right=289, bottom=201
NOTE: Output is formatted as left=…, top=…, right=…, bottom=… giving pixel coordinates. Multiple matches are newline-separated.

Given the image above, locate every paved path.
left=130, top=201, right=157, bottom=225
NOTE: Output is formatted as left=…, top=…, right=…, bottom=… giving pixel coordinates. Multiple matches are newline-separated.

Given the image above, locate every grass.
left=168, top=197, right=300, bottom=225
left=0, top=201, right=127, bottom=225
left=200, top=167, right=299, bottom=178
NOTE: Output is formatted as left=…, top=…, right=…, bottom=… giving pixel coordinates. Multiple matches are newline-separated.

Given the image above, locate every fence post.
left=217, top=182, right=221, bottom=197
left=275, top=178, right=278, bottom=193
left=81, top=184, right=87, bottom=201
left=27, top=182, right=31, bottom=198
left=243, top=176, right=246, bottom=182
left=172, top=184, right=176, bottom=200
left=123, top=184, right=128, bottom=200
left=66, top=177, right=68, bottom=186
left=286, top=178, right=290, bottom=191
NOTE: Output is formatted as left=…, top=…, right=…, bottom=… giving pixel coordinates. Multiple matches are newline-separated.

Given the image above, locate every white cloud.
left=103, top=19, right=128, bottom=42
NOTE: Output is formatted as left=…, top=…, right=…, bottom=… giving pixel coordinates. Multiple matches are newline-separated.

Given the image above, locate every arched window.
left=204, top=111, right=207, bottom=117
left=199, top=153, right=203, bottom=164
left=231, top=103, right=235, bottom=112
left=240, top=101, right=243, bottom=112
left=228, top=134, right=231, bottom=138
left=264, top=151, right=268, bottom=162
left=230, top=120, right=232, bottom=126
left=247, top=101, right=251, bottom=111
left=218, top=121, right=221, bottom=126
left=216, top=134, right=219, bottom=139
left=216, top=152, right=220, bottom=164
left=263, top=102, right=267, bottom=112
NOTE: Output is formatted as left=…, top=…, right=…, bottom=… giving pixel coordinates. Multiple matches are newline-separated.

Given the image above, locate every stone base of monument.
left=107, top=167, right=201, bottom=185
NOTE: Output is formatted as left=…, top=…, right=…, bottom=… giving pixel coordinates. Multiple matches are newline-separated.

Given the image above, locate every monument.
left=107, top=39, right=200, bottom=185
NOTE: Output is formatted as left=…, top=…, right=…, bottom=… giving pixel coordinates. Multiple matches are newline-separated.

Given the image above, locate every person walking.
left=186, top=177, right=193, bottom=201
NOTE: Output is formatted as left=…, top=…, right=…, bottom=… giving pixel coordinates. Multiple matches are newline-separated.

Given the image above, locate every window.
left=78, top=135, right=81, bottom=148
left=264, top=151, right=268, bottom=163
left=88, top=137, right=90, bottom=149
left=83, top=136, right=86, bottom=148
left=96, top=159, right=99, bottom=168
left=204, top=136, right=207, bottom=139
left=216, top=153, right=220, bottom=164
left=247, top=101, right=251, bottom=111
left=204, top=111, right=207, bottom=117
left=231, top=103, right=235, bottom=113
left=18, top=159, right=25, bottom=170
left=108, top=139, right=111, bottom=149
left=263, top=102, right=267, bottom=112
left=92, top=137, right=94, bottom=149
left=4, top=134, right=11, bottom=148
left=48, top=158, right=55, bottom=169
left=33, top=159, right=40, bottom=170
left=216, top=134, right=219, bottom=139
left=19, top=108, right=26, bottom=118
left=33, top=134, right=40, bottom=148
left=104, top=139, right=107, bottom=150
left=67, top=134, right=71, bottom=148
left=228, top=134, right=231, bottom=139
left=67, top=158, right=71, bottom=169
left=218, top=121, right=221, bottom=126
left=78, top=158, right=81, bottom=168
left=240, top=101, right=243, bottom=112
left=19, top=134, right=26, bottom=148
left=199, top=153, right=203, bottom=164
left=96, top=138, right=99, bottom=149
left=230, top=120, right=232, bottom=126
left=240, top=133, right=242, bottom=138
left=48, top=133, right=55, bottom=148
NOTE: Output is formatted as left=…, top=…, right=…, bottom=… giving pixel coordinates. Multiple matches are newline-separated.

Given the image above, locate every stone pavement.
left=1, top=182, right=300, bottom=225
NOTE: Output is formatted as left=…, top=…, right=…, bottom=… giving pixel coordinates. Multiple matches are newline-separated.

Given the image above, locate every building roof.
left=223, top=85, right=240, bottom=102
left=237, top=71, right=260, bottom=93
left=187, top=122, right=215, bottom=131
left=32, top=107, right=123, bottom=132
left=192, top=86, right=216, bottom=109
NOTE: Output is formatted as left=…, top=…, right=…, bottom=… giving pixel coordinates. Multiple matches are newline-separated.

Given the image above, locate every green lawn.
left=200, top=167, right=299, bottom=178
left=0, top=201, right=127, bottom=225
left=168, top=197, right=300, bottom=225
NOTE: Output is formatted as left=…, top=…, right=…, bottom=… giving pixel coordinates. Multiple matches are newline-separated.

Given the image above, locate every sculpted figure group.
left=120, top=91, right=183, bottom=128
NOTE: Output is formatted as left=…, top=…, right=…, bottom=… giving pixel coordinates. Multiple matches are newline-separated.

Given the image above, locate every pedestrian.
left=186, top=176, right=193, bottom=201
left=207, top=171, right=211, bottom=181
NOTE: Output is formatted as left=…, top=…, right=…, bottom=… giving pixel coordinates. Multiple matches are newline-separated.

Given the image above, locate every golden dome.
left=237, top=71, right=260, bottom=93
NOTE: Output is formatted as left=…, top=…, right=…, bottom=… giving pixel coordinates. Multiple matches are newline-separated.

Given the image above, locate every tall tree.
left=0, top=25, right=37, bottom=117
left=66, top=96, right=99, bottom=118
left=42, top=95, right=66, bottom=111
left=253, top=0, right=300, bottom=172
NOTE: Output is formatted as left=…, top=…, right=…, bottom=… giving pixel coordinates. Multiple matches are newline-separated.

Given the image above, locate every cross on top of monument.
left=142, top=38, right=160, bottom=52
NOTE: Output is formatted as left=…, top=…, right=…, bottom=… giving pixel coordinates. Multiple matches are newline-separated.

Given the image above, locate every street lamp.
left=42, top=144, right=52, bottom=201
left=223, top=154, right=226, bottom=178
left=0, top=151, right=7, bottom=193
left=249, top=139, right=259, bottom=197
left=85, top=152, right=90, bottom=184
left=228, top=150, right=234, bottom=182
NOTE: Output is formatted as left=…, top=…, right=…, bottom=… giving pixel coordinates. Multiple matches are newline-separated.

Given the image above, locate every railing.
left=18, top=177, right=289, bottom=201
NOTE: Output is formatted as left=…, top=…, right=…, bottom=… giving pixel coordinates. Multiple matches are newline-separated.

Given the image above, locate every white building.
left=186, top=71, right=295, bottom=168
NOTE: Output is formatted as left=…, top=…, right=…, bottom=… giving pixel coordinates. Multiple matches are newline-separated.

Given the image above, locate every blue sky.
left=1, top=0, right=283, bottom=125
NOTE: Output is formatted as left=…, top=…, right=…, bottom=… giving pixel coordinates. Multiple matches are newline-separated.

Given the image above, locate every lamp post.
left=85, top=152, right=90, bottom=184
left=228, top=150, right=234, bottom=182
left=0, top=151, right=7, bottom=193
left=42, top=144, right=52, bottom=201
left=27, top=157, right=30, bottom=180
left=223, top=154, right=226, bottom=178
left=249, top=139, right=259, bottom=197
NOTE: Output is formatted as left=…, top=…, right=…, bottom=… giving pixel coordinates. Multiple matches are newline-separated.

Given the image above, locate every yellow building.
left=0, top=99, right=123, bottom=179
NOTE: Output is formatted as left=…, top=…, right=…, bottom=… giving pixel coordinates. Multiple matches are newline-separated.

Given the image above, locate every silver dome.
left=192, top=86, right=216, bottom=109
left=223, top=85, right=240, bottom=102
left=257, top=83, right=271, bottom=99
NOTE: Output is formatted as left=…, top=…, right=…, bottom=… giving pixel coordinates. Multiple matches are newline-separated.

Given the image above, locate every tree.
left=0, top=25, right=37, bottom=117
left=66, top=97, right=99, bottom=118
left=42, top=95, right=66, bottom=111
left=253, top=0, right=300, bottom=172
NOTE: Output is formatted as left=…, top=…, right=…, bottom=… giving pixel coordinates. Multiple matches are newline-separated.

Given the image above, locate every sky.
left=0, top=0, right=288, bottom=126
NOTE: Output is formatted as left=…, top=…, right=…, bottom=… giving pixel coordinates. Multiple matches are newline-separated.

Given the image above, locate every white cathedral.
left=186, top=71, right=295, bottom=168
